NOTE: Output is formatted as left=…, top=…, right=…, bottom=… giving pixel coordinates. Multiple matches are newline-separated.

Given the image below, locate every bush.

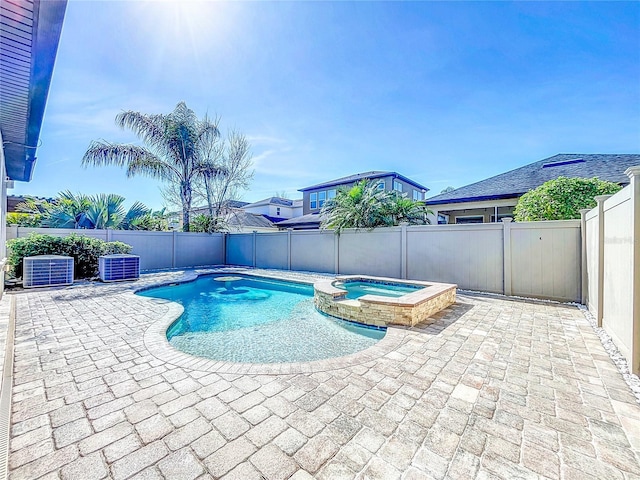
left=6, top=212, right=43, bottom=227
left=514, top=176, right=622, bottom=221
left=7, top=233, right=132, bottom=280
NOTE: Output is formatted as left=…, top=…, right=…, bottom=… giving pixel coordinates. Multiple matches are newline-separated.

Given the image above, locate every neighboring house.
left=278, top=171, right=429, bottom=230
left=242, top=197, right=303, bottom=223
left=6, top=195, right=55, bottom=213
left=426, top=154, right=640, bottom=224
left=190, top=201, right=278, bottom=232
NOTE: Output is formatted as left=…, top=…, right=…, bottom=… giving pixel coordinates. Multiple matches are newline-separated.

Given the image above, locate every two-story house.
left=277, top=171, right=429, bottom=230
left=242, top=197, right=303, bottom=223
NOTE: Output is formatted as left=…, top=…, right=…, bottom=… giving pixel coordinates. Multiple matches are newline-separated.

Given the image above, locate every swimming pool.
left=138, top=274, right=385, bottom=363
left=335, top=280, right=421, bottom=300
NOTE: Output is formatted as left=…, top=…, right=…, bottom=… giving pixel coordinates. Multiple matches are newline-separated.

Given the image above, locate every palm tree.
left=47, top=191, right=92, bottom=228
left=387, top=196, right=432, bottom=225
left=82, top=102, right=223, bottom=231
left=321, top=180, right=395, bottom=234
left=321, top=180, right=432, bottom=234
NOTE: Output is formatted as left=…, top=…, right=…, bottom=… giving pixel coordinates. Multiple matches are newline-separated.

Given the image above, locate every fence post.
left=594, top=195, right=611, bottom=327
left=625, top=166, right=640, bottom=374
left=400, top=223, right=408, bottom=279
left=502, top=218, right=512, bottom=296
left=106, top=228, right=112, bottom=242
left=172, top=230, right=177, bottom=268
left=222, top=233, right=227, bottom=266
left=252, top=231, right=257, bottom=268
left=287, top=229, right=292, bottom=271
left=334, top=233, right=340, bottom=274
left=579, top=209, right=591, bottom=305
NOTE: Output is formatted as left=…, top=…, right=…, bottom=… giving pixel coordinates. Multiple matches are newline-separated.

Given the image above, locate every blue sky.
left=14, top=1, right=640, bottom=209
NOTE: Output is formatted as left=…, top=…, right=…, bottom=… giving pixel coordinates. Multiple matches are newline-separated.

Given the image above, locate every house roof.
left=299, top=171, right=429, bottom=193
left=227, top=211, right=275, bottom=229
left=276, top=212, right=323, bottom=228
left=243, top=197, right=296, bottom=208
left=426, top=154, right=640, bottom=206
left=0, top=0, right=68, bottom=181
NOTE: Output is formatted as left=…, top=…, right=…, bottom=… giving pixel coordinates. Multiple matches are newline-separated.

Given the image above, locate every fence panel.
left=175, top=232, right=224, bottom=268
left=338, top=228, right=402, bottom=278
left=290, top=231, right=336, bottom=273
left=7, top=227, right=109, bottom=241
left=602, top=188, right=634, bottom=362
left=407, top=224, right=503, bottom=293
left=226, top=233, right=254, bottom=266
left=256, top=233, right=288, bottom=270
left=109, top=231, right=174, bottom=271
left=510, top=221, right=581, bottom=302
left=585, top=211, right=600, bottom=315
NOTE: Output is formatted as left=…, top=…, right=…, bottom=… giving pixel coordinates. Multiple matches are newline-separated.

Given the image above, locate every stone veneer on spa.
left=314, top=275, right=457, bottom=327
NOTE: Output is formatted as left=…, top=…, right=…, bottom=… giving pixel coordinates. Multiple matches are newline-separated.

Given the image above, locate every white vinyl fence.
left=226, top=219, right=582, bottom=303
left=6, top=227, right=224, bottom=271
left=583, top=166, right=640, bottom=375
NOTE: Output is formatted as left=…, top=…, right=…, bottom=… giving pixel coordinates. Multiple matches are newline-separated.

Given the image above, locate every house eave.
left=0, top=0, right=68, bottom=182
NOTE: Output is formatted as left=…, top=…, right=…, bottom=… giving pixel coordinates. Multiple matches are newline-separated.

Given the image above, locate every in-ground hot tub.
left=314, top=275, right=457, bottom=327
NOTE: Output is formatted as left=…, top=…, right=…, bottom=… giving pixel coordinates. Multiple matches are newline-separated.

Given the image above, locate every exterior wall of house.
left=428, top=198, right=518, bottom=224
left=302, top=175, right=427, bottom=215
left=243, top=203, right=298, bottom=219
left=584, top=167, right=640, bottom=374
left=0, top=133, right=6, bottom=295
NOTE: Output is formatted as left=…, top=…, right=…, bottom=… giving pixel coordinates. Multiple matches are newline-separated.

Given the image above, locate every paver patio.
left=4, top=268, right=640, bottom=479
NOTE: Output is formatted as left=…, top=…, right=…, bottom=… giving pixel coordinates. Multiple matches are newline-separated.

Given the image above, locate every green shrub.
left=514, top=176, right=622, bottom=221
left=7, top=233, right=132, bottom=280
left=6, top=212, right=43, bottom=227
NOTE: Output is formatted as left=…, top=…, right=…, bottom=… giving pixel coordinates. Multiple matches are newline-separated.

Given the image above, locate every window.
left=328, top=189, right=336, bottom=200
left=413, top=190, right=423, bottom=201
left=276, top=207, right=281, bottom=216
left=376, top=181, right=385, bottom=190
left=437, top=214, right=448, bottom=225
left=318, top=191, right=327, bottom=208
left=455, top=216, right=484, bottom=224
left=393, top=181, right=403, bottom=192
left=310, top=192, right=317, bottom=209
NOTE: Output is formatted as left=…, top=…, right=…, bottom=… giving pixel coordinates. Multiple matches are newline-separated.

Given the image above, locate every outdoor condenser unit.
left=99, top=254, right=140, bottom=282
left=23, top=255, right=74, bottom=288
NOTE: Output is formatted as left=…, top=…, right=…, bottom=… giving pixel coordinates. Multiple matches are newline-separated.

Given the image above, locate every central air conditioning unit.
left=99, top=254, right=140, bottom=282
left=23, top=255, right=74, bottom=288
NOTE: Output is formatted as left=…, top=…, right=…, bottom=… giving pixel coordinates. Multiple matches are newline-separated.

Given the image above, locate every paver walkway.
left=5, top=269, right=640, bottom=479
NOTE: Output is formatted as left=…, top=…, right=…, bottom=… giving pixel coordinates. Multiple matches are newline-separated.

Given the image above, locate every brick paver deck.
left=6, top=269, right=640, bottom=479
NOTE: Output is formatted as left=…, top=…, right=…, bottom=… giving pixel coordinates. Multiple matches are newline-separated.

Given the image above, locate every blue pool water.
left=138, top=275, right=385, bottom=363
left=337, top=281, right=421, bottom=300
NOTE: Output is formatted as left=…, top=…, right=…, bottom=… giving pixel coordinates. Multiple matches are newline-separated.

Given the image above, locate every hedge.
left=7, top=233, right=132, bottom=280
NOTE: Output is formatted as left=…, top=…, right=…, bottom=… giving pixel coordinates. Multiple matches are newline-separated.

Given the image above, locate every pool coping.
left=139, top=270, right=410, bottom=374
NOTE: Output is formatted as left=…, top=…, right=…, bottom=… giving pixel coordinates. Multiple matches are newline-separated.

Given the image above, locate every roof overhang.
left=425, top=192, right=526, bottom=206
left=0, top=0, right=67, bottom=181
left=299, top=172, right=430, bottom=193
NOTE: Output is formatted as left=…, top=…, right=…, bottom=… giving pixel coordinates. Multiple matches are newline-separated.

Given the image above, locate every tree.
left=513, top=176, right=622, bottom=221
left=320, top=179, right=431, bottom=234
left=14, top=191, right=154, bottom=230
left=82, top=102, right=221, bottom=231
left=387, top=196, right=432, bottom=225
left=201, top=130, right=253, bottom=220
left=440, top=186, right=456, bottom=194
left=161, top=129, right=254, bottom=231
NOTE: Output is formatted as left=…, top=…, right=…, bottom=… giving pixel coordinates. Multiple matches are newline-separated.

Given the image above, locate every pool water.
left=138, top=275, right=385, bottom=363
left=337, top=281, right=421, bottom=300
